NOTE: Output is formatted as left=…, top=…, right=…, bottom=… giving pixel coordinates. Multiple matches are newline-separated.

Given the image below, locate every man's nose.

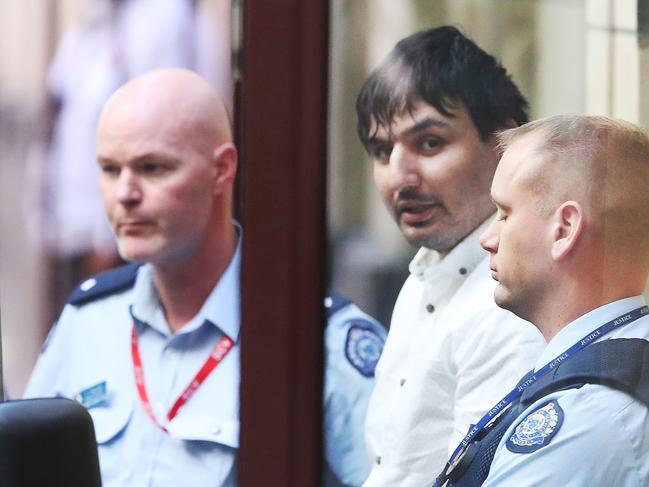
left=388, top=145, right=420, bottom=192
left=480, top=219, right=499, bottom=253
left=116, top=170, right=142, bottom=205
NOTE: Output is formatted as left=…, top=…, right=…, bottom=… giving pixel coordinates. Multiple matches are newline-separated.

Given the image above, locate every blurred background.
left=0, top=0, right=233, bottom=396
left=1, top=0, right=648, bottom=399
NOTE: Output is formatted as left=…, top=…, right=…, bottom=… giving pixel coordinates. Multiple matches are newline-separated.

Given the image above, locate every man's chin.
left=116, top=242, right=158, bottom=264
left=493, top=287, right=512, bottom=311
left=400, top=224, right=457, bottom=252
left=494, top=288, right=530, bottom=322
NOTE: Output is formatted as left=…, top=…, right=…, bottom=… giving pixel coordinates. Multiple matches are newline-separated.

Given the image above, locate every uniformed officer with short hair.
left=26, top=68, right=241, bottom=486
left=25, top=67, right=385, bottom=487
left=434, top=114, right=649, bottom=486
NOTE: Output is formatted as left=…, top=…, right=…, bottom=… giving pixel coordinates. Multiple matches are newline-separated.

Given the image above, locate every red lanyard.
left=131, top=325, right=234, bottom=432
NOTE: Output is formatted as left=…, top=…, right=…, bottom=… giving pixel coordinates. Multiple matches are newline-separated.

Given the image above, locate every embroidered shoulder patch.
left=344, top=320, right=384, bottom=377
left=506, top=400, right=564, bottom=454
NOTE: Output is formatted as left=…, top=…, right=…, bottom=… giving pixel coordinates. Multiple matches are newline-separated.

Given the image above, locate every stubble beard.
left=402, top=227, right=462, bottom=252
left=399, top=214, right=474, bottom=253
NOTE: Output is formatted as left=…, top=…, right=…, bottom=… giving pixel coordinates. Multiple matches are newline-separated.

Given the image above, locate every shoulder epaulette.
left=324, top=292, right=351, bottom=319
left=68, top=263, right=141, bottom=306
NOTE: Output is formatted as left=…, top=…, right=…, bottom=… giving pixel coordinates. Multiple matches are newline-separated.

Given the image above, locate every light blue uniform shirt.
left=323, top=295, right=387, bottom=487
left=25, top=240, right=241, bottom=487
left=483, top=296, right=649, bottom=487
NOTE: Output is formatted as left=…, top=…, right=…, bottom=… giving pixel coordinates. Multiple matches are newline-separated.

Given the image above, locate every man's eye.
left=498, top=213, right=508, bottom=222
left=419, top=138, right=441, bottom=151
left=100, top=164, right=120, bottom=176
left=141, top=163, right=164, bottom=174
left=370, top=145, right=392, bottom=160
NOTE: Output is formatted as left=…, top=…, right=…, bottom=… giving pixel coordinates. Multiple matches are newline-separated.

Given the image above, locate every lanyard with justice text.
left=131, top=325, right=234, bottom=432
left=434, top=304, right=649, bottom=486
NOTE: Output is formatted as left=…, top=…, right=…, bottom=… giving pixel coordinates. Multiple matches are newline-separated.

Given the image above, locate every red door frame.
left=239, top=1, right=329, bottom=485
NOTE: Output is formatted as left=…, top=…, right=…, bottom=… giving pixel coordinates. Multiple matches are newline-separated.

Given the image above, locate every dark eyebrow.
left=365, top=138, right=390, bottom=150
left=367, top=117, right=452, bottom=146
left=401, top=117, right=452, bottom=138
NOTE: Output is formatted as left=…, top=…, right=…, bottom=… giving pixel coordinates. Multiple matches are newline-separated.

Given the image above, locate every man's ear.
left=210, top=142, right=237, bottom=194
left=551, top=201, right=584, bottom=261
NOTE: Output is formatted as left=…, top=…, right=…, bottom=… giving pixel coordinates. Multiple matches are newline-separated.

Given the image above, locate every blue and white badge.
left=345, top=320, right=384, bottom=377
left=506, top=400, right=564, bottom=454
left=75, top=381, right=108, bottom=409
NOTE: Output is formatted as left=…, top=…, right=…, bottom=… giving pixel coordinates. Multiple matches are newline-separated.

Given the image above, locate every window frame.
left=238, top=1, right=329, bottom=485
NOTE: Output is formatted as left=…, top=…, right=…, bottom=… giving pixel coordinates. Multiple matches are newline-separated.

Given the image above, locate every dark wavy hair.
left=356, top=26, right=529, bottom=147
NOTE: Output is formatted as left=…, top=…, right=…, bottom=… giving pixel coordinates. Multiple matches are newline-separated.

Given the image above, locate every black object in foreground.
left=0, top=397, right=102, bottom=487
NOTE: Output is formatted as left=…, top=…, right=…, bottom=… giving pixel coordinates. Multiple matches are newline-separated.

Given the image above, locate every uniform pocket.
left=166, top=415, right=239, bottom=448
left=89, top=403, right=134, bottom=444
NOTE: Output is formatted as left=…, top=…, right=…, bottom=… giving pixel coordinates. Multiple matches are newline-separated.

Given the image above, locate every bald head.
left=96, top=68, right=238, bottom=268
left=98, top=68, right=232, bottom=157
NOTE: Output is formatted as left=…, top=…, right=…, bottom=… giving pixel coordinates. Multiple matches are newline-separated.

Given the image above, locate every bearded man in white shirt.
left=354, top=26, right=546, bottom=486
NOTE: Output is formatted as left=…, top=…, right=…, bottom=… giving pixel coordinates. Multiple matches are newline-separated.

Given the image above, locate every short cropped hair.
left=498, top=114, right=649, bottom=232
left=356, top=25, right=529, bottom=148
left=498, top=114, right=649, bottom=164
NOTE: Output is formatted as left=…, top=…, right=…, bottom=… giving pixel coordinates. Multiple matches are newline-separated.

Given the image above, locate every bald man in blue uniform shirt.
left=25, top=68, right=384, bottom=487
left=26, top=68, right=241, bottom=486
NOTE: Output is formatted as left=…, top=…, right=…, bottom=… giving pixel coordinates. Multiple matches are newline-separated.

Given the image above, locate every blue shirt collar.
left=130, top=222, right=242, bottom=341
left=535, top=295, right=646, bottom=371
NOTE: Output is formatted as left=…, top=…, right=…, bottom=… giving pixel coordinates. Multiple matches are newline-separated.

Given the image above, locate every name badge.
left=75, top=381, right=107, bottom=409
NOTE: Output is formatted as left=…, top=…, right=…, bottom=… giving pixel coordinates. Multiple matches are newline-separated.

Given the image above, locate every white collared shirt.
left=363, top=217, right=546, bottom=487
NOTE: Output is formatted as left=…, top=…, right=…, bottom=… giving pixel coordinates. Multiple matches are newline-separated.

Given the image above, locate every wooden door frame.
left=238, top=1, right=329, bottom=485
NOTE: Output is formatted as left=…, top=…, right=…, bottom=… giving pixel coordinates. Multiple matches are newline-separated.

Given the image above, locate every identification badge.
left=75, top=381, right=108, bottom=409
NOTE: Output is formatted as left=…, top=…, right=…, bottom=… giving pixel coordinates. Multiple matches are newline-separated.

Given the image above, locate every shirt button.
left=211, top=426, right=222, bottom=435
left=459, top=267, right=467, bottom=275
left=376, top=456, right=381, bottom=465
left=426, top=304, right=435, bottom=313
left=165, top=348, right=176, bottom=356
left=400, top=378, right=406, bottom=386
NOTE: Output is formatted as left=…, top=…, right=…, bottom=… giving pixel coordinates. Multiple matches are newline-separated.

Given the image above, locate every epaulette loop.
left=68, top=263, right=141, bottom=306
left=324, top=292, right=352, bottom=319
